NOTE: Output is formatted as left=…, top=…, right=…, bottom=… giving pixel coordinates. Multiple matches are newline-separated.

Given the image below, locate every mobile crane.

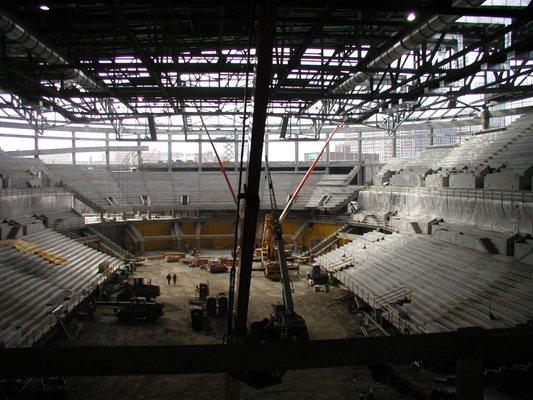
left=256, top=156, right=309, bottom=342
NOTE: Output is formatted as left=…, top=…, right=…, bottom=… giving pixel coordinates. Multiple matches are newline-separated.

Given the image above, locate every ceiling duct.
left=332, top=0, right=485, bottom=94
left=0, top=9, right=105, bottom=92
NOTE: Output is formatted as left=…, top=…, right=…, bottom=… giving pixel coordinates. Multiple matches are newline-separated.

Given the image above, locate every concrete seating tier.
left=315, top=230, right=387, bottom=272
left=306, top=166, right=360, bottom=211
left=48, top=165, right=321, bottom=213
left=0, top=229, right=121, bottom=347
left=48, top=164, right=131, bottom=211
left=0, top=156, right=58, bottom=189
left=375, top=112, right=533, bottom=190
left=375, top=146, right=456, bottom=187
left=40, top=209, right=85, bottom=230
left=319, top=231, right=533, bottom=333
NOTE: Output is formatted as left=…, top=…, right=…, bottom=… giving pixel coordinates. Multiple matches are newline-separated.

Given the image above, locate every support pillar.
left=481, top=106, right=490, bottom=130
left=34, top=129, right=39, bottom=159
left=167, top=133, right=172, bottom=172
left=456, top=327, right=484, bottom=400
left=233, top=0, right=276, bottom=339
left=294, top=138, right=299, bottom=171
left=105, top=132, right=111, bottom=166
left=391, top=131, right=397, bottom=158
left=71, top=130, right=76, bottom=164
left=265, top=133, right=269, bottom=165
left=325, top=140, right=330, bottom=173
left=198, top=132, right=203, bottom=172
left=195, top=220, right=202, bottom=251
left=137, top=134, right=143, bottom=166
left=358, top=131, right=363, bottom=184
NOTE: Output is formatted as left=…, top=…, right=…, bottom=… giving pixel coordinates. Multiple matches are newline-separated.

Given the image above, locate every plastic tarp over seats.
left=357, top=190, right=533, bottom=234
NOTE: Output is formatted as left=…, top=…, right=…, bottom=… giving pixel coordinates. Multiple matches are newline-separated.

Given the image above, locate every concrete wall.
left=0, top=192, right=72, bottom=219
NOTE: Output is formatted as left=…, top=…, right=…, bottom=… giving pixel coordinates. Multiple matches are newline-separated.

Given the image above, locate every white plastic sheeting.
left=358, top=190, right=533, bottom=234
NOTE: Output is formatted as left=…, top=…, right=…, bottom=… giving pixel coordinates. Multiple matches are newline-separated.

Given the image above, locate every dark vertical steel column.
left=455, top=327, right=484, bottom=400
left=234, top=0, right=276, bottom=338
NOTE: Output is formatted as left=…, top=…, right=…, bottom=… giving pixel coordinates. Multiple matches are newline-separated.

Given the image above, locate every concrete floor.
left=46, top=254, right=412, bottom=400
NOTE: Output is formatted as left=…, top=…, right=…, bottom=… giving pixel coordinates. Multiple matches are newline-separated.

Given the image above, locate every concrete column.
left=137, top=134, right=143, bottom=166
left=34, top=129, right=39, bottom=159
left=429, top=127, right=434, bottom=146
left=325, top=140, right=330, bottom=173
left=294, top=139, right=299, bottom=171
left=198, top=132, right=203, bottom=172
left=167, top=133, right=172, bottom=172
left=481, top=107, right=490, bottom=130
left=391, top=131, right=397, bottom=158
left=105, top=132, right=110, bottom=166
left=196, top=220, right=202, bottom=250
left=265, top=133, right=269, bottom=161
left=234, top=135, right=239, bottom=172
left=358, top=131, right=363, bottom=184
left=71, top=130, right=76, bottom=164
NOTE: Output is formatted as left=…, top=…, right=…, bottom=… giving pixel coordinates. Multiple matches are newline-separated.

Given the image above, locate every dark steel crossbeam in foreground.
left=1, top=327, right=532, bottom=379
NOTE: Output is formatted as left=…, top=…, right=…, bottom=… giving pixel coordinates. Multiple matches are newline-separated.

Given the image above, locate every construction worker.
left=166, top=273, right=171, bottom=285
left=172, top=273, right=177, bottom=285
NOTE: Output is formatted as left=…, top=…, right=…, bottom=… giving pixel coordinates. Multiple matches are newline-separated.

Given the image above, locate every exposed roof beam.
left=0, top=7, right=105, bottom=93
left=273, top=5, right=334, bottom=91
left=108, top=1, right=179, bottom=113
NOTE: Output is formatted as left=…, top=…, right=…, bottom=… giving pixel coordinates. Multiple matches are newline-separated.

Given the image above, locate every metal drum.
left=190, top=306, right=203, bottom=330
left=217, top=293, right=228, bottom=317
left=198, top=282, right=209, bottom=302
left=206, top=297, right=217, bottom=317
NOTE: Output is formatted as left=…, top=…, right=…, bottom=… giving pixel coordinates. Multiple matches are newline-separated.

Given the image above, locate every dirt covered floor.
left=22, top=252, right=413, bottom=400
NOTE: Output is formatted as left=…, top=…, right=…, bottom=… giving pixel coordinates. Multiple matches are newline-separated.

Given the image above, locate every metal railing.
left=336, top=273, right=420, bottom=334
left=12, top=258, right=123, bottom=349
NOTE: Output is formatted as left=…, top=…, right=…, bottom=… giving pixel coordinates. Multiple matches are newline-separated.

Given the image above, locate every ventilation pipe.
left=332, top=0, right=485, bottom=94
left=0, top=10, right=105, bottom=92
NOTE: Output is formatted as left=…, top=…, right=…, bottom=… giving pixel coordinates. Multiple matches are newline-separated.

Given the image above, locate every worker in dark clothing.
left=166, top=273, right=171, bottom=285
left=172, top=273, right=177, bottom=285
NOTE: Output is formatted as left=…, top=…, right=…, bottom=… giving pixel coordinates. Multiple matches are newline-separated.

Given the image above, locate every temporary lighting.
left=407, top=12, right=416, bottom=22
left=39, top=4, right=50, bottom=11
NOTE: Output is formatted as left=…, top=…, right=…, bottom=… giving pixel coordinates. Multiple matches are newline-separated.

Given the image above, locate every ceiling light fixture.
left=39, top=4, right=50, bottom=11
left=407, top=12, right=416, bottom=22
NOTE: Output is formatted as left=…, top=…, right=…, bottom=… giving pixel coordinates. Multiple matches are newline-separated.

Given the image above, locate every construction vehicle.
left=39, top=377, right=67, bottom=400
left=252, top=157, right=309, bottom=342
left=116, top=277, right=160, bottom=301
left=232, top=158, right=309, bottom=389
left=115, top=297, right=164, bottom=322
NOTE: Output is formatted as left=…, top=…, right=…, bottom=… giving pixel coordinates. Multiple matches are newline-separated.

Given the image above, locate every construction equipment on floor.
left=39, top=377, right=67, bottom=400
left=116, top=277, right=160, bottom=301
left=208, top=258, right=228, bottom=273
left=114, top=297, right=164, bottom=322
left=252, top=157, right=310, bottom=342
